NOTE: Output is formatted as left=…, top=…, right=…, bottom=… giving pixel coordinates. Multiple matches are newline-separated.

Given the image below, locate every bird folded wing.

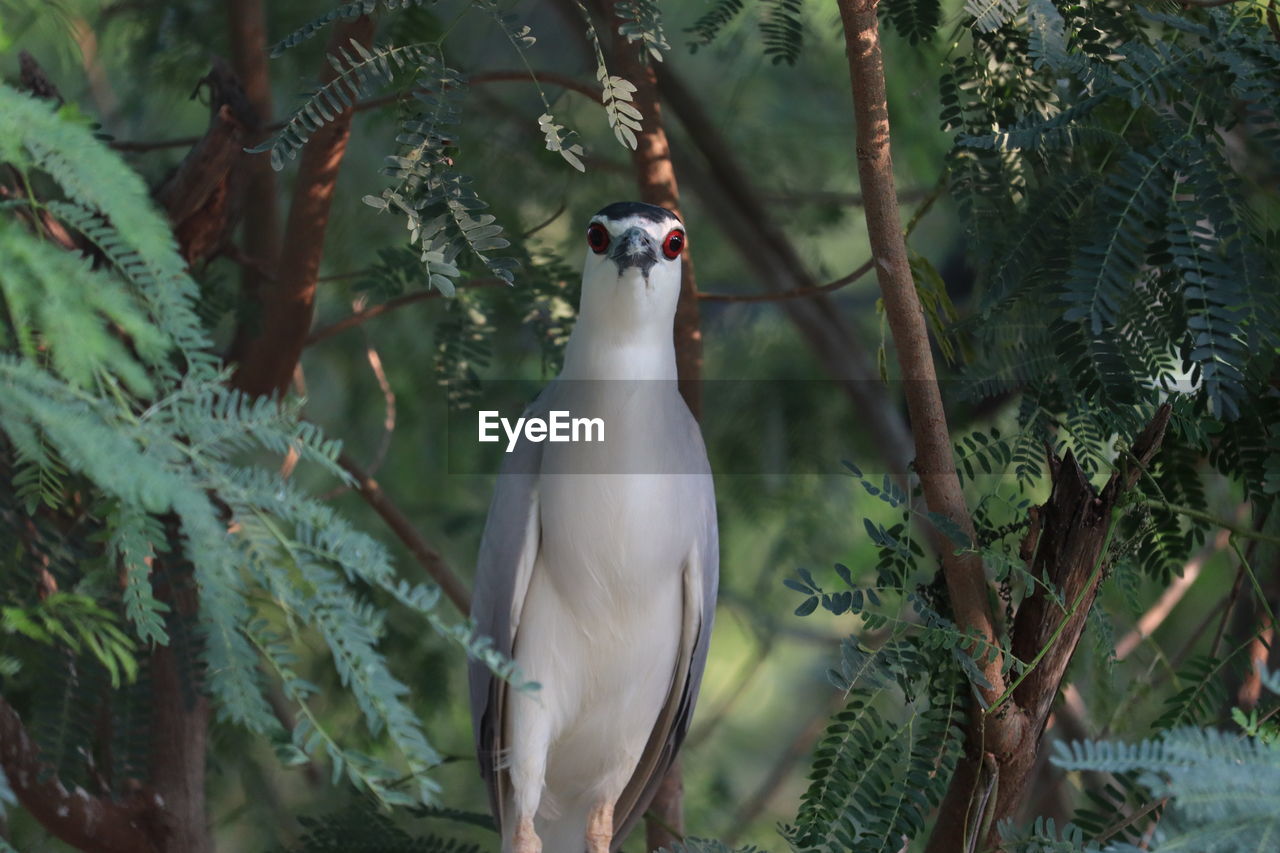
left=468, top=429, right=544, bottom=831
left=612, top=533, right=713, bottom=845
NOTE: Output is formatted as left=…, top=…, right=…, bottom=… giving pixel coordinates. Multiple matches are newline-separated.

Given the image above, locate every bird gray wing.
left=612, top=417, right=719, bottom=848
left=468, top=401, right=546, bottom=829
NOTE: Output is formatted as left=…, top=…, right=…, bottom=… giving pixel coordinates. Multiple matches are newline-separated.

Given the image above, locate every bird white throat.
left=469, top=201, right=719, bottom=853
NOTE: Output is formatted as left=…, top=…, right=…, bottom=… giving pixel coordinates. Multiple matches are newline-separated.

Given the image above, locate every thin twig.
left=1114, top=528, right=1229, bottom=660
left=110, top=69, right=599, bottom=153
left=322, top=306, right=397, bottom=500
left=1211, top=563, right=1248, bottom=659
left=1153, top=502, right=1280, bottom=547
left=304, top=278, right=508, bottom=347
left=521, top=199, right=568, bottom=239
left=698, top=259, right=874, bottom=302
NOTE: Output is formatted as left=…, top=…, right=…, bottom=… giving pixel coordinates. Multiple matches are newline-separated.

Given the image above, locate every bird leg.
left=586, top=800, right=614, bottom=853
left=512, top=815, right=542, bottom=853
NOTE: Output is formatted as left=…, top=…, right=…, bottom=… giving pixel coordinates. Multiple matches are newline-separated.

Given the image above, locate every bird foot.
left=586, top=801, right=614, bottom=853
left=513, top=816, right=542, bottom=853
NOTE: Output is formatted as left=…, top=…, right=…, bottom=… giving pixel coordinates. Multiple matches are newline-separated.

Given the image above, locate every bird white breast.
left=511, top=381, right=706, bottom=808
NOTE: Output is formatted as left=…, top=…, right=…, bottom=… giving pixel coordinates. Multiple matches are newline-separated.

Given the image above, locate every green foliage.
left=1150, top=651, right=1238, bottom=732
left=950, top=6, right=1279, bottom=436
left=881, top=0, right=941, bottom=44
left=778, top=461, right=995, bottom=851
left=1053, top=726, right=1280, bottom=851
left=282, top=801, right=486, bottom=852
left=1, top=593, right=135, bottom=682
left=268, top=0, right=441, bottom=56
left=349, top=242, right=578, bottom=400
left=684, top=0, right=746, bottom=51
left=615, top=0, right=671, bottom=62
left=682, top=0, right=803, bottom=65
left=258, top=40, right=436, bottom=172
left=966, top=0, right=1020, bottom=35
left=1000, top=817, right=1101, bottom=853
left=760, top=0, right=804, bottom=65
left=0, top=83, right=524, bottom=811
left=781, top=636, right=965, bottom=851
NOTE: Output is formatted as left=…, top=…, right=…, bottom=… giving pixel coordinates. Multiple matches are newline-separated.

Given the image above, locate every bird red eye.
left=587, top=222, right=610, bottom=254
left=662, top=229, right=685, bottom=260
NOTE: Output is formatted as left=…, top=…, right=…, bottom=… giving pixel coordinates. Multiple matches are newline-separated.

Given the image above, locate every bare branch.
left=304, top=278, right=508, bottom=347
left=110, top=70, right=600, bottom=154
left=1115, top=528, right=1230, bottom=660
left=337, top=452, right=471, bottom=615
left=321, top=311, right=397, bottom=500
left=699, top=259, right=874, bottom=302
left=0, top=693, right=168, bottom=853
left=836, top=0, right=1005, bottom=708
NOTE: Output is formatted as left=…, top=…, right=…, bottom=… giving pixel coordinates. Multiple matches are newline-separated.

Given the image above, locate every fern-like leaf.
left=760, top=0, right=803, bottom=66
left=255, top=41, right=434, bottom=171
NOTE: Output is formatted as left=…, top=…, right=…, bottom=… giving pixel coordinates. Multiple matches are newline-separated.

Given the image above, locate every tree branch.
left=698, top=259, right=874, bottom=302
left=1114, top=528, right=1229, bottom=660
left=230, top=17, right=375, bottom=397
left=109, top=69, right=600, bottom=153
left=303, top=259, right=873, bottom=351
left=0, top=694, right=168, bottom=853
left=651, top=62, right=918, bottom=489
left=304, top=278, right=509, bottom=347
left=227, top=0, right=283, bottom=354
left=836, top=0, right=1005, bottom=706
left=336, top=452, right=471, bottom=615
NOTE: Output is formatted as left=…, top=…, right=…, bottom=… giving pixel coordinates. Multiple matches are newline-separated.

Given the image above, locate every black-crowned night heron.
left=469, top=202, right=719, bottom=852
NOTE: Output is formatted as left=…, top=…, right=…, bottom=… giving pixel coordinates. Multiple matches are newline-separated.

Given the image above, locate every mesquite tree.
left=1, top=1, right=1277, bottom=852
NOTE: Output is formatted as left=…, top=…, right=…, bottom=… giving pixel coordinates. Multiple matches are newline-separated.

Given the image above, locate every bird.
left=468, top=201, right=718, bottom=853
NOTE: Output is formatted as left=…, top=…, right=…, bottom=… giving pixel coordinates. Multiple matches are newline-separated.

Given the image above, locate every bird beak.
left=608, top=226, right=659, bottom=278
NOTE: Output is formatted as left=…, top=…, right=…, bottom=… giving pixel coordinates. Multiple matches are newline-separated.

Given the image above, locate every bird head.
left=578, top=201, right=685, bottom=332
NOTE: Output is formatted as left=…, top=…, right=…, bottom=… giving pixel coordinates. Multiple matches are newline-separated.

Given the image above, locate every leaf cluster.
left=0, top=84, right=523, bottom=812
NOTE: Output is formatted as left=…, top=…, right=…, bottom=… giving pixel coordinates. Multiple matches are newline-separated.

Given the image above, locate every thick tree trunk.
left=227, top=0, right=282, bottom=358
left=231, top=17, right=374, bottom=397
left=148, top=558, right=212, bottom=853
